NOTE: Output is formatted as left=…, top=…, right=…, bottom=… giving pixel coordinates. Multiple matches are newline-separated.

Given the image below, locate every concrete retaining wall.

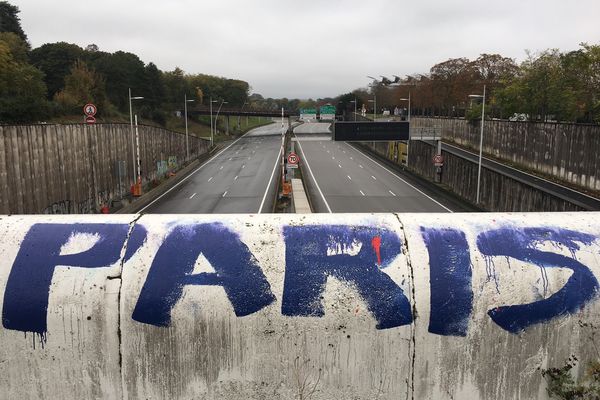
left=411, top=117, right=600, bottom=193
left=401, top=140, right=584, bottom=211
left=1, top=213, right=600, bottom=399
left=0, top=123, right=210, bottom=214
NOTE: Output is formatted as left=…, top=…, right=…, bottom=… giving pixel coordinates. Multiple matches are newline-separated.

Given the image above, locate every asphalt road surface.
left=295, top=122, right=452, bottom=213
left=142, top=122, right=285, bottom=213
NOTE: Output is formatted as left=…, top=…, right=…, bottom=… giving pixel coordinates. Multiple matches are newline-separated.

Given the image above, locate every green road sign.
left=320, top=105, right=336, bottom=114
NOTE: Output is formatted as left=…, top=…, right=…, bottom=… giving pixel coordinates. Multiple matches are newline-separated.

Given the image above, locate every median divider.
left=1, top=213, right=599, bottom=399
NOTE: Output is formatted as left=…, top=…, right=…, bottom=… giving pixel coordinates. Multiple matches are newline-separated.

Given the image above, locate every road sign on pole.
left=287, top=152, right=299, bottom=165
left=83, top=103, right=97, bottom=117
left=432, top=154, right=444, bottom=167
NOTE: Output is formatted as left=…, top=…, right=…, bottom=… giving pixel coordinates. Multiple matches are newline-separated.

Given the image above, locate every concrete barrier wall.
left=1, top=213, right=599, bottom=399
left=404, top=140, right=584, bottom=211
left=0, top=124, right=210, bottom=214
left=411, top=117, right=600, bottom=193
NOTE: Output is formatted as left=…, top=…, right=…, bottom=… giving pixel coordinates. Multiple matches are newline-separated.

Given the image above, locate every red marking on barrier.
left=372, top=236, right=382, bottom=266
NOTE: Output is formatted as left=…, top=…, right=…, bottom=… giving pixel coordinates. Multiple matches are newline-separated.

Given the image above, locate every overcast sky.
left=16, top=0, right=600, bottom=99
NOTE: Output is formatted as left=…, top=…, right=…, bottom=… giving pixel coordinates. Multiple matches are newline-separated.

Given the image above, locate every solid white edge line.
left=296, top=138, right=333, bottom=213
left=258, top=146, right=283, bottom=214
left=346, top=143, right=453, bottom=213
left=138, top=130, right=254, bottom=213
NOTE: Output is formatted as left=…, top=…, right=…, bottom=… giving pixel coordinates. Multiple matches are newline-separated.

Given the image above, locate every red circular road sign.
left=85, top=115, right=96, bottom=125
left=287, top=152, right=300, bottom=165
left=83, top=103, right=97, bottom=117
left=432, top=154, right=444, bottom=166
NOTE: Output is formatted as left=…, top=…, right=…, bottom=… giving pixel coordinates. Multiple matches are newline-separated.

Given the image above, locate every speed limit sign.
left=83, top=103, right=97, bottom=117
left=287, top=152, right=300, bottom=165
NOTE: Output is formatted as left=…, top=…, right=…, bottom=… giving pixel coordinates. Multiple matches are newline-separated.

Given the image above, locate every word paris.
left=2, top=218, right=598, bottom=338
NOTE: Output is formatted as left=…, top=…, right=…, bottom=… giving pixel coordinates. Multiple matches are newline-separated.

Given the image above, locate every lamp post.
left=367, top=76, right=378, bottom=120
left=184, top=94, right=195, bottom=160
left=399, top=92, right=411, bottom=121
left=128, top=88, right=144, bottom=187
left=210, top=98, right=217, bottom=147
left=368, top=97, right=376, bottom=121
left=469, top=84, right=487, bottom=204
left=214, top=100, right=228, bottom=143
left=349, top=99, right=357, bottom=121
left=238, top=101, right=248, bottom=130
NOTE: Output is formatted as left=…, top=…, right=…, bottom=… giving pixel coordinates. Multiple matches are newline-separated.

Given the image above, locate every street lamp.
left=368, top=97, right=377, bottom=121
left=469, top=84, right=487, bottom=204
left=128, top=88, right=144, bottom=186
left=210, top=98, right=218, bottom=147
left=366, top=76, right=378, bottom=120
left=213, top=100, right=228, bottom=145
left=184, top=94, right=195, bottom=159
left=399, top=92, right=411, bottom=122
left=238, top=101, right=248, bottom=130
left=349, top=99, right=357, bottom=121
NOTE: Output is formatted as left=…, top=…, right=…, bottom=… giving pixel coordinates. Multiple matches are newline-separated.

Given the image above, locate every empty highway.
left=142, top=122, right=285, bottom=213
left=294, top=122, right=452, bottom=213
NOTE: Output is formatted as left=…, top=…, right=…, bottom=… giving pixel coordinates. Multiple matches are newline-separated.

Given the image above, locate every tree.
left=141, top=62, right=166, bottom=124
left=0, top=31, right=27, bottom=62
left=54, top=60, right=110, bottom=115
left=0, top=39, right=48, bottom=123
left=30, top=42, right=86, bottom=98
left=92, top=51, right=147, bottom=111
left=0, top=1, right=28, bottom=45
left=430, top=57, right=477, bottom=115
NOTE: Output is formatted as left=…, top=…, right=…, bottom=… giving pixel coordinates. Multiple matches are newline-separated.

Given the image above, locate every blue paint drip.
left=421, top=227, right=473, bottom=336
left=282, top=225, right=411, bottom=330
left=2, top=223, right=130, bottom=335
left=477, top=227, right=600, bottom=334
left=132, top=223, right=276, bottom=327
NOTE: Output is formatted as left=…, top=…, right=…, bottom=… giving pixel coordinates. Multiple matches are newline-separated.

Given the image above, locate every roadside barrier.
left=1, top=213, right=599, bottom=399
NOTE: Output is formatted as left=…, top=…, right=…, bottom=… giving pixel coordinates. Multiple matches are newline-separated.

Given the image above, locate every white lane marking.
left=234, top=175, right=238, bottom=180
left=222, top=191, right=228, bottom=197
left=332, top=157, right=335, bottom=160
left=338, top=164, right=342, bottom=168
left=347, top=143, right=453, bottom=212
left=347, top=175, right=352, bottom=180
left=350, top=157, right=353, bottom=160
left=389, top=190, right=396, bottom=197
left=220, top=166, right=223, bottom=170
left=241, top=164, right=245, bottom=169
left=342, top=151, right=346, bottom=154
left=258, top=146, right=283, bottom=213
left=229, top=157, right=232, bottom=161
left=296, top=138, right=332, bottom=213
left=360, top=190, right=365, bottom=196
left=359, top=164, right=363, bottom=168
left=189, top=193, right=196, bottom=199
left=371, top=175, right=377, bottom=180
left=208, top=177, right=213, bottom=182
left=138, top=131, right=254, bottom=213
